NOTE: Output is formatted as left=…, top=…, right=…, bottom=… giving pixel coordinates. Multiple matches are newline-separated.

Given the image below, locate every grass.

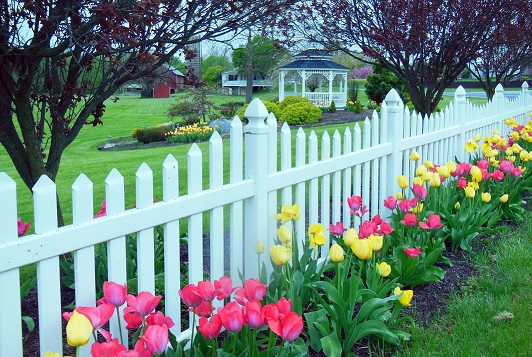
left=395, top=211, right=532, bottom=356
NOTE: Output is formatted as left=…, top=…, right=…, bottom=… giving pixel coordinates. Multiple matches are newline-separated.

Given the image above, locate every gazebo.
left=278, top=49, right=349, bottom=108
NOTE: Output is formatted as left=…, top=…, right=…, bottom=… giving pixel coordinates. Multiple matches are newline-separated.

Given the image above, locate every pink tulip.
left=197, top=280, right=217, bottom=302
left=262, top=304, right=279, bottom=324
left=123, top=307, right=143, bottom=329
left=499, top=160, right=514, bottom=173
left=94, top=199, right=107, bottom=218
left=17, top=218, right=31, bottom=236
left=267, top=311, right=303, bottom=342
left=234, top=278, right=266, bottom=304
left=377, top=221, right=394, bottom=235
left=412, top=183, right=427, bottom=200
left=372, top=214, right=383, bottom=225
left=477, top=160, right=489, bottom=170
left=245, top=300, right=264, bottom=328
left=276, top=297, right=292, bottom=316
left=409, top=198, right=418, bottom=208
left=329, top=221, right=347, bottom=236
left=146, top=311, right=175, bottom=328
left=347, top=195, right=363, bottom=211
left=139, top=324, right=169, bottom=355
left=405, top=247, right=422, bottom=258
left=91, top=338, right=127, bottom=357
left=512, top=167, right=522, bottom=178
left=400, top=213, right=417, bottom=227
left=398, top=199, right=411, bottom=212
left=198, top=315, right=223, bottom=339
left=481, top=169, right=490, bottom=180
left=192, top=300, right=214, bottom=317
left=491, top=170, right=504, bottom=181
left=179, top=284, right=203, bottom=308
left=383, top=196, right=397, bottom=210
left=71, top=304, right=115, bottom=330
left=457, top=177, right=467, bottom=189
left=126, top=292, right=162, bottom=316
left=101, top=281, right=127, bottom=307
left=214, top=275, right=234, bottom=300
left=359, top=220, right=377, bottom=238
left=418, top=214, right=444, bottom=230
left=218, top=301, right=244, bottom=333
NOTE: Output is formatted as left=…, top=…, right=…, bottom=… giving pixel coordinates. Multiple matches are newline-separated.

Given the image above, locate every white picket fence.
left=0, top=83, right=531, bottom=356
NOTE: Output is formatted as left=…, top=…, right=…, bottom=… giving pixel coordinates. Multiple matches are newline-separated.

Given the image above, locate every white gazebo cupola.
left=278, top=49, right=349, bottom=108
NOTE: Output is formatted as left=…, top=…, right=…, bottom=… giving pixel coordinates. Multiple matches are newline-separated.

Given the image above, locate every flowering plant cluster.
left=165, top=122, right=219, bottom=144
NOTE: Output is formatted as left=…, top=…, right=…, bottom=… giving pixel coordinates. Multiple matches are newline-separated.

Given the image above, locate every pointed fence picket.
left=0, top=84, right=531, bottom=355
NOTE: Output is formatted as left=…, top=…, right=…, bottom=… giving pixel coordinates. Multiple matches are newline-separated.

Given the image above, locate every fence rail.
left=0, top=83, right=530, bottom=356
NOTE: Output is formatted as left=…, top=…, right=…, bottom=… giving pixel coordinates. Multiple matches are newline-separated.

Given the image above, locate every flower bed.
left=55, top=114, right=532, bottom=356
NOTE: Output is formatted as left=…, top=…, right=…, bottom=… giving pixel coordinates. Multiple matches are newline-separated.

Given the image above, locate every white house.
left=221, top=69, right=273, bottom=95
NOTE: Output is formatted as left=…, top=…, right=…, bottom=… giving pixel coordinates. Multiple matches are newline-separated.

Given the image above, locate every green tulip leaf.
left=321, top=333, right=342, bottom=357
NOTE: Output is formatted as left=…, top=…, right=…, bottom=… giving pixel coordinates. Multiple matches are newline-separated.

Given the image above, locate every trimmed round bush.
left=237, top=100, right=282, bottom=120
left=279, top=96, right=310, bottom=110
left=134, top=126, right=174, bottom=144
left=279, top=102, right=322, bottom=125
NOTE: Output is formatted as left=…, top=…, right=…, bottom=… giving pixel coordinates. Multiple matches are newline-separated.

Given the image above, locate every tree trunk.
left=245, top=30, right=254, bottom=103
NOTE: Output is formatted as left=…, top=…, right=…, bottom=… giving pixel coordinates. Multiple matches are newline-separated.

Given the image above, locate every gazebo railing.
left=289, top=92, right=346, bottom=108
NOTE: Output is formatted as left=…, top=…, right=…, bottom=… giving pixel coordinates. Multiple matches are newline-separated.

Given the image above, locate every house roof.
left=278, top=59, right=349, bottom=71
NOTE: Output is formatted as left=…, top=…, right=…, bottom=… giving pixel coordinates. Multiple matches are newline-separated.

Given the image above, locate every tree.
left=297, top=0, right=521, bottom=116
left=468, top=5, right=532, bottom=100
left=0, top=0, right=297, bottom=224
left=232, top=34, right=289, bottom=102
left=200, top=55, right=233, bottom=76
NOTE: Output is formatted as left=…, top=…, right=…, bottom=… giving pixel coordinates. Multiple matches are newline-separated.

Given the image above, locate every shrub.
left=347, top=79, right=359, bottom=102
left=167, top=101, right=195, bottom=120
left=219, top=101, right=244, bottom=118
left=406, top=101, right=441, bottom=113
left=237, top=100, right=282, bottom=120
left=355, top=100, right=363, bottom=113
left=134, top=125, right=174, bottom=144
left=365, top=63, right=409, bottom=104
left=279, top=102, right=322, bottom=125
left=329, top=100, right=336, bottom=113
left=279, top=96, right=310, bottom=110
left=351, top=65, right=373, bottom=79
left=461, top=68, right=471, bottom=79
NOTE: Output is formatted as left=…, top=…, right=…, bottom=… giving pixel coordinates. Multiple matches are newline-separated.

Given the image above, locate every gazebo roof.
left=293, top=49, right=332, bottom=59
left=278, top=59, right=349, bottom=71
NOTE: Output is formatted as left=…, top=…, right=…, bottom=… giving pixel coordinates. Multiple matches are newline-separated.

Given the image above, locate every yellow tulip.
left=66, top=311, right=92, bottom=347
left=512, top=144, right=522, bottom=154
left=270, top=245, right=292, bottom=266
left=329, top=244, right=345, bottom=263
left=45, top=353, right=62, bottom=357
left=500, top=194, right=509, bottom=203
left=429, top=173, right=441, bottom=188
left=413, top=177, right=424, bottom=186
left=415, top=165, right=427, bottom=177
left=468, top=181, right=479, bottom=190
left=481, top=192, right=491, bottom=203
left=520, top=151, right=528, bottom=161
left=464, top=139, right=479, bottom=152
left=368, top=234, right=384, bottom=251
left=509, top=155, right=516, bottom=163
left=397, top=175, right=408, bottom=189
left=446, top=160, right=457, bottom=174
left=394, top=287, right=414, bottom=306
left=255, top=241, right=265, bottom=255
left=351, top=238, right=373, bottom=260
left=308, top=223, right=326, bottom=250
left=471, top=171, right=482, bottom=183
left=505, top=147, right=513, bottom=157
left=277, top=225, right=292, bottom=244
left=396, top=192, right=403, bottom=199
left=377, top=262, right=391, bottom=277
left=421, top=171, right=432, bottom=182
left=470, top=166, right=481, bottom=177
left=424, top=160, right=434, bottom=169
left=274, top=204, right=301, bottom=223
left=465, top=186, right=476, bottom=198
left=411, top=203, right=424, bottom=213
left=343, top=228, right=358, bottom=247
left=409, top=151, right=421, bottom=161
left=436, top=165, right=450, bottom=178
left=473, top=133, right=482, bottom=142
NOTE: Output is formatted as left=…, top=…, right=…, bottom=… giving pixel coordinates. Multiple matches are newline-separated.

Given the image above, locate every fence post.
left=454, top=86, right=467, bottom=163
left=243, top=98, right=269, bottom=279
left=494, top=83, right=505, bottom=132
left=384, top=89, right=404, bottom=202
left=522, top=81, right=530, bottom=118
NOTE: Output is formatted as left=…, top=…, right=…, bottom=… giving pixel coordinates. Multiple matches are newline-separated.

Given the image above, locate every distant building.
left=221, top=69, right=273, bottom=95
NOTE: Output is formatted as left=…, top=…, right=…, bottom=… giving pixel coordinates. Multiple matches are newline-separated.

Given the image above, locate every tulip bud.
left=397, top=175, right=408, bottom=189
left=436, top=165, right=450, bottom=178
left=481, top=192, right=491, bottom=203
left=277, top=225, right=292, bottom=244
left=255, top=241, right=265, bottom=255
left=454, top=202, right=460, bottom=210
left=465, top=186, right=475, bottom=199
left=329, top=244, right=345, bottom=263
left=351, top=238, right=372, bottom=260
left=378, top=262, right=391, bottom=277
left=446, top=160, right=457, bottom=174
left=409, top=151, right=421, bottom=161
left=368, top=234, right=384, bottom=251
left=343, top=228, right=358, bottom=246
left=424, top=160, right=434, bottom=169
left=270, top=245, right=291, bottom=266
left=66, top=311, right=93, bottom=347
left=394, top=287, right=414, bottom=306
left=413, top=177, right=424, bottom=186
left=500, top=194, right=509, bottom=203
left=395, top=192, right=403, bottom=199
left=415, top=165, right=427, bottom=177
left=473, top=132, right=482, bottom=142
left=429, top=173, right=441, bottom=188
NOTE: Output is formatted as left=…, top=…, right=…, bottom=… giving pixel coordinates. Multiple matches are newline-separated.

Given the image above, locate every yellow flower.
left=66, top=311, right=92, bottom=347
left=409, top=151, right=421, bottom=161
left=465, top=186, right=476, bottom=198
left=368, top=234, right=384, bottom=251
left=277, top=225, right=292, bottom=244
left=500, top=194, right=509, bottom=203
left=351, top=238, right=373, bottom=260
left=415, top=165, right=427, bottom=177
left=413, top=177, right=424, bottom=186
left=45, top=353, right=62, bottom=357
left=520, top=151, right=529, bottom=161
left=255, top=241, right=265, bottom=255
left=308, top=223, right=326, bottom=250
left=274, top=204, right=301, bottom=224
left=436, top=165, right=450, bottom=178
left=471, top=171, right=482, bottom=183
left=270, top=245, right=292, bottom=265
left=394, top=287, right=414, bottom=306
left=468, top=181, right=479, bottom=190
left=378, top=262, right=391, bottom=277
left=454, top=202, right=460, bottom=210
left=429, top=173, right=441, bottom=188
left=473, top=132, right=482, bottom=142
left=421, top=171, right=432, bottom=182
left=397, top=175, right=408, bottom=189
left=395, top=192, right=403, bottom=199
left=343, top=228, right=358, bottom=247
left=329, top=244, right=345, bottom=263
left=465, top=139, right=479, bottom=152
left=424, top=160, right=434, bottom=169
left=411, top=203, right=424, bottom=213
left=482, top=192, right=491, bottom=203
left=446, top=160, right=457, bottom=174
left=470, top=165, right=481, bottom=177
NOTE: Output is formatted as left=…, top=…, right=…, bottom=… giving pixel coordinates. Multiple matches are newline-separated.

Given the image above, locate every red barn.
left=153, top=65, right=186, bottom=98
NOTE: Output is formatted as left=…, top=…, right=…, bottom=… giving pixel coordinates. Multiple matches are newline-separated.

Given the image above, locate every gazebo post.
left=301, top=70, right=306, bottom=101
left=328, top=70, right=333, bottom=106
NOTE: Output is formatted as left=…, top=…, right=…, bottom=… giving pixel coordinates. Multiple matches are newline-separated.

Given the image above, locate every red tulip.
left=347, top=195, right=362, bottom=211
left=91, top=338, right=127, bottom=357
left=245, top=300, right=264, bottom=328
left=400, top=213, right=417, bottom=227
left=457, top=177, right=468, bottom=189
left=179, top=284, right=202, bottom=308
left=405, top=247, right=422, bottom=258
left=412, top=183, right=427, bottom=200
left=75, top=304, right=115, bottom=330
left=491, top=170, right=504, bottom=181
left=192, top=300, right=214, bottom=317
left=235, top=278, right=266, bottom=304
left=197, top=280, right=217, bottom=302
left=126, top=292, right=162, bottom=316
left=139, top=324, right=169, bottom=355
left=198, top=314, right=223, bottom=339
left=218, top=301, right=244, bottom=333
left=101, top=281, right=127, bottom=307
left=329, top=221, right=347, bottom=236
left=383, top=196, right=397, bottom=210
left=214, top=275, right=234, bottom=300
left=262, top=304, right=279, bottom=324
left=267, top=311, right=303, bottom=342
left=276, top=297, right=292, bottom=316
left=94, top=199, right=107, bottom=218
left=398, top=198, right=411, bottom=212
left=377, top=221, right=394, bottom=235
left=512, top=167, right=523, bottom=178
left=418, top=214, right=444, bottom=230
left=123, top=307, right=143, bottom=329
left=17, top=218, right=31, bottom=236
left=146, top=311, right=175, bottom=328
